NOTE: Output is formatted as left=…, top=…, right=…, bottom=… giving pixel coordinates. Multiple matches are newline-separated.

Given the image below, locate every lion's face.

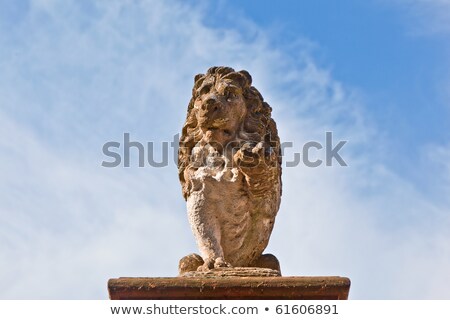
left=193, top=78, right=246, bottom=146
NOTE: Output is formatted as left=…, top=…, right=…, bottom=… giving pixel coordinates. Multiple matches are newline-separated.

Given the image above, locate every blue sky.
left=216, top=0, right=450, bottom=174
left=0, top=0, right=449, bottom=299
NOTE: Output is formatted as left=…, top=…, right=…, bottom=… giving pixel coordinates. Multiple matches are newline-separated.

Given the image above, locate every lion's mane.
left=178, top=66, right=281, bottom=199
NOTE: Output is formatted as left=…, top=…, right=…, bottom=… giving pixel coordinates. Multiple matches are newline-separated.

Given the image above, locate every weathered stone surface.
left=108, top=276, right=351, bottom=300
left=181, top=267, right=281, bottom=278
left=178, top=66, right=282, bottom=271
left=178, top=253, right=204, bottom=274
left=178, top=253, right=281, bottom=276
left=249, top=253, right=281, bottom=272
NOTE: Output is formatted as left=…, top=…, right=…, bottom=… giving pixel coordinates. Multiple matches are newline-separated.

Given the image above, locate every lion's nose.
left=202, top=97, right=220, bottom=112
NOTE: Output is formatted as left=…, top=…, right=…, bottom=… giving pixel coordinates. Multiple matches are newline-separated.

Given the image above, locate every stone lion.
left=178, top=66, right=282, bottom=274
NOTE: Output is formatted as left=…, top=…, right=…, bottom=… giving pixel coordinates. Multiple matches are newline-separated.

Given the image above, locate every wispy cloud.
left=0, top=0, right=449, bottom=299
left=390, top=0, right=450, bottom=35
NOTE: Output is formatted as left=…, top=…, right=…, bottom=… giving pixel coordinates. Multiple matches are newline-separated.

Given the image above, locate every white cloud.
left=0, top=0, right=449, bottom=299
left=390, top=0, right=450, bottom=35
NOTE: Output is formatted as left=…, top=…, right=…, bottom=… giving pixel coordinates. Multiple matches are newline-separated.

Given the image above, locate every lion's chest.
left=186, top=146, right=252, bottom=251
left=187, top=162, right=250, bottom=220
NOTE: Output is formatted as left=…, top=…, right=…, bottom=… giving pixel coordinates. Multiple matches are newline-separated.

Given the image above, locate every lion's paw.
left=214, top=257, right=232, bottom=268
left=196, top=257, right=232, bottom=271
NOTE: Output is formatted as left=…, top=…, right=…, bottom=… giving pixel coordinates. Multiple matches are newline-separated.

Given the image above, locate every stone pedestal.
left=108, top=276, right=350, bottom=300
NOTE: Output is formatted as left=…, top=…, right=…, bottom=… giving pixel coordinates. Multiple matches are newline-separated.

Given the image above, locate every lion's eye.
left=198, top=84, right=212, bottom=96
left=226, top=91, right=237, bottom=101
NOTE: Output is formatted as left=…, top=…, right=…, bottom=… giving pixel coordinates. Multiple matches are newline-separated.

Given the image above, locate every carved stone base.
left=108, top=276, right=351, bottom=300
left=178, top=253, right=281, bottom=275
left=181, top=267, right=281, bottom=278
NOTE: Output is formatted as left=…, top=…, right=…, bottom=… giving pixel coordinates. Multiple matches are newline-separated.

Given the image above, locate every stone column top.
left=108, top=276, right=351, bottom=300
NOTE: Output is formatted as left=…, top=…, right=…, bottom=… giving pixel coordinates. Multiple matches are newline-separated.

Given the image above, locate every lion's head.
left=178, top=66, right=281, bottom=199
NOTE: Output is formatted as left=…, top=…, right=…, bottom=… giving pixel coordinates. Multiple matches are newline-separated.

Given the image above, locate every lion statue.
left=178, top=66, right=282, bottom=274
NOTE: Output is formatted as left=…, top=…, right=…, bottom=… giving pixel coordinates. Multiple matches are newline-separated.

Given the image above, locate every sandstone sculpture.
left=178, top=66, right=282, bottom=274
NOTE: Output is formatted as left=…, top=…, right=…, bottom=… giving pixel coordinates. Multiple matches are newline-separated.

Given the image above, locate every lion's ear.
left=224, top=71, right=252, bottom=88
left=193, top=73, right=205, bottom=91
left=194, top=73, right=204, bottom=83
left=239, top=70, right=252, bottom=87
